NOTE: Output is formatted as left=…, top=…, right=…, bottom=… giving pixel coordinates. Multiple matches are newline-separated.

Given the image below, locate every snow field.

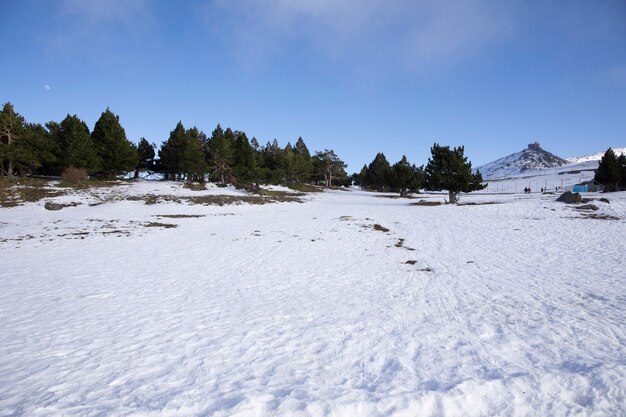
left=1, top=183, right=625, bottom=416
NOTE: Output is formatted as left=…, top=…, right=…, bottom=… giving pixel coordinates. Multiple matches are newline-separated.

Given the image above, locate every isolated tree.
left=0, top=102, right=26, bottom=178
left=594, top=148, right=621, bottom=192
left=134, top=138, right=155, bottom=178
left=313, top=149, right=347, bottom=187
left=424, top=143, right=485, bottom=203
left=56, top=114, right=100, bottom=173
left=392, top=155, right=423, bottom=196
left=91, top=108, right=138, bottom=178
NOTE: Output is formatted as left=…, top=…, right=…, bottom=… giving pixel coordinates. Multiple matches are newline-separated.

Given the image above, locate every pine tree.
left=134, top=138, right=155, bottom=178
left=56, top=115, right=100, bottom=173
left=618, top=153, right=626, bottom=189
left=313, top=149, right=347, bottom=187
left=424, top=143, right=485, bottom=203
left=91, top=108, right=138, bottom=178
left=392, top=155, right=423, bottom=196
left=594, top=148, right=621, bottom=192
left=364, top=152, right=392, bottom=191
left=12, top=123, right=58, bottom=176
left=232, top=132, right=257, bottom=184
left=207, top=124, right=233, bottom=184
left=293, top=137, right=313, bottom=183
left=179, top=127, right=209, bottom=183
left=159, top=121, right=186, bottom=180
left=0, top=102, right=26, bottom=178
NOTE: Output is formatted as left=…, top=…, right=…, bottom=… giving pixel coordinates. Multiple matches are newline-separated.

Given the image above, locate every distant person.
left=541, top=187, right=544, bottom=193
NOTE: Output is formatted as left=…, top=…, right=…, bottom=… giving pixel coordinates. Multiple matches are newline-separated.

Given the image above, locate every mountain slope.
left=567, top=147, right=626, bottom=164
left=477, top=142, right=568, bottom=180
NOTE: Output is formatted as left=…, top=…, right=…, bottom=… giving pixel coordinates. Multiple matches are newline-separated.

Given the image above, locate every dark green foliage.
left=158, top=121, right=187, bottom=180
left=232, top=132, right=257, bottom=183
left=594, top=148, right=622, bottom=192
left=259, top=139, right=286, bottom=184
left=179, top=127, right=209, bottom=183
left=392, top=155, right=424, bottom=196
left=424, top=143, right=485, bottom=203
left=135, top=138, right=155, bottom=178
left=618, top=154, right=626, bottom=188
left=313, top=149, right=347, bottom=187
left=56, top=115, right=100, bottom=173
left=91, top=108, right=138, bottom=178
left=293, top=137, right=313, bottom=182
left=363, top=153, right=392, bottom=191
left=11, top=123, right=59, bottom=176
left=158, top=122, right=209, bottom=182
left=0, top=102, right=26, bottom=178
left=207, top=124, right=233, bottom=184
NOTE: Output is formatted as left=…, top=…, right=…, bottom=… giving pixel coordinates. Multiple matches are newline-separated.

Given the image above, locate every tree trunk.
left=448, top=190, right=459, bottom=204
left=7, top=161, right=13, bottom=179
left=134, top=169, right=139, bottom=179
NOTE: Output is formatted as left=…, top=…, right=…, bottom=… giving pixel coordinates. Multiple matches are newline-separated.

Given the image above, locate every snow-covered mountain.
left=477, top=142, right=569, bottom=180
left=566, top=147, right=626, bottom=164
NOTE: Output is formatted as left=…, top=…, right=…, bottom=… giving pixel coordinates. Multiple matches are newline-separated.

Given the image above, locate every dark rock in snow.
left=44, top=202, right=65, bottom=211
left=556, top=191, right=581, bottom=204
left=599, top=198, right=610, bottom=204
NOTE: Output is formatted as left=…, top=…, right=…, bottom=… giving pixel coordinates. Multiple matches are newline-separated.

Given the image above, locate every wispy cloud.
left=45, top=0, right=150, bottom=55
left=203, top=0, right=519, bottom=76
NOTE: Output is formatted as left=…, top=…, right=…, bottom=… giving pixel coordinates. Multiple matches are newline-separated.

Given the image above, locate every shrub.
left=61, top=167, right=88, bottom=184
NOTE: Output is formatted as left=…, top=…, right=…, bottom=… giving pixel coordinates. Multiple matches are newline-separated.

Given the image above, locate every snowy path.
left=1, top=185, right=625, bottom=416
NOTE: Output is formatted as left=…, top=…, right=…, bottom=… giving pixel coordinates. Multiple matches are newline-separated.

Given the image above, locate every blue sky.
left=1, top=0, right=625, bottom=171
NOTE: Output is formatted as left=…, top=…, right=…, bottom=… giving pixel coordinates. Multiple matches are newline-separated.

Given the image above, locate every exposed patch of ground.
left=154, top=214, right=206, bottom=218
left=0, top=178, right=67, bottom=208
left=142, top=222, right=178, bottom=229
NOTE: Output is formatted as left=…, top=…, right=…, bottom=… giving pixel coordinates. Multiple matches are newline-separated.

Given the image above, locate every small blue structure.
left=572, top=184, right=588, bottom=193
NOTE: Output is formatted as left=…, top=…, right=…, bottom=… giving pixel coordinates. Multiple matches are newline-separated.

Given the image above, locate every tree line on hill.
left=1, top=101, right=486, bottom=202
left=594, top=148, right=626, bottom=192
left=0, top=102, right=349, bottom=187
left=355, top=146, right=485, bottom=203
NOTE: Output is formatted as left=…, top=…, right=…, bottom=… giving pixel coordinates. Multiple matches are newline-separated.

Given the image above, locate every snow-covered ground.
left=1, top=182, right=625, bottom=416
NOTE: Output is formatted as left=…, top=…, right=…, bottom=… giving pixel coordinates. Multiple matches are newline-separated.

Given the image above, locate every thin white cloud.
left=46, top=0, right=150, bottom=54
left=205, top=0, right=520, bottom=76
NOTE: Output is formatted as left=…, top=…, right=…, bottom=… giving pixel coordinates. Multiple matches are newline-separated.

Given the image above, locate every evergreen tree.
left=56, top=115, right=100, bottom=173
left=392, top=155, right=423, bottom=196
left=364, top=152, right=392, bottom=191
left=293, top=137, right=313, bottom=182
left=158, top=121, right=186, bottom=180
left=207, top=124, right=233, bottom=184
left=260, top=139, right=285, bottom=184
left=313, top=149, right=347, bottom=187
left=12, top=123, right=58, bottom=176
left=134, top=138, right=155, bottom=178
left=232, top=132, right=257, bottom=183
left=91, top=108, right=138, bottom=178
left=618, top=153, right=626, bottom=189
left=179, top=127, right=209, bottom=183
left=0, top=102, right=26, bottom=178
left=357, top=164, right=369, bottom=186
left=424, top=143, right=485, bottom=203
left=594, top=148, right=621, bottom=192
